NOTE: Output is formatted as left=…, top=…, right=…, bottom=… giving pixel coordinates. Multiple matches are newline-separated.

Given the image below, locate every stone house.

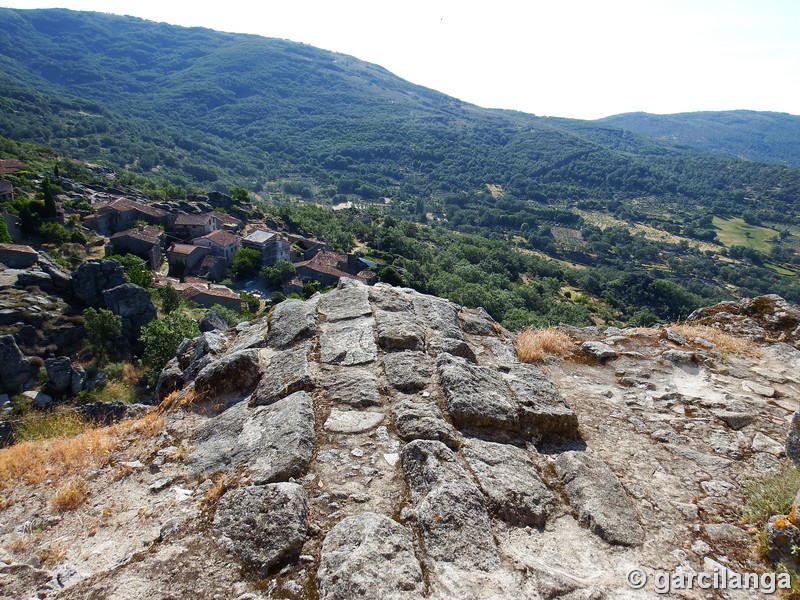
left=192, top=229, right=240, bottom=263
left=0, top=180, right=12, bottom=202
left=182, top=284, right=242, bottom=312
left=208, top=211, right=244, bottom=234
left=241, top=229, right=291, bottom=266
left=166, top=243, right=210, bottom=277
left=107, top=226, right=164, bottom=269
left=294, top=251, right=376, bottom=287
left=171, top=213, right=224, bottom=241
left=92, top=198, right=169, bottom=234
left=0, top=243, right=38, bottom=268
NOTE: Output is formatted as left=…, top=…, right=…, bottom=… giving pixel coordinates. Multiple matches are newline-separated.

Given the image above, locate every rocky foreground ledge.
left=2, top=282, right=799, bottom=599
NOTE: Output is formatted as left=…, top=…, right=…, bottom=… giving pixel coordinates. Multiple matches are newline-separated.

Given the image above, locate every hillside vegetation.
left=0, top=8, right=798, bottom=326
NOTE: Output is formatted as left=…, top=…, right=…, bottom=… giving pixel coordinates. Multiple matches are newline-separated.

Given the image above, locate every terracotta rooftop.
left=97, top=198, right=168, bottom=218
left=167, top=243, right=204, bottom=256
left=174, top=213, right=214, bottom=226
left=0, top=160, right=24, bottom=174
left=182, top=285, right=241, bottom=301
left=0, top=243, right=37, bottom=254
left=208, top=211, right=243, bottom=227
left=193, top=229, right=240, bottom=247
left=111, top=226, right=163, bottom=245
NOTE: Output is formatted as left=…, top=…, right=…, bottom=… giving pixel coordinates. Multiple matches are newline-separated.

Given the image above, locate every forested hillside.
left=0, top=8, right=798, bottom=327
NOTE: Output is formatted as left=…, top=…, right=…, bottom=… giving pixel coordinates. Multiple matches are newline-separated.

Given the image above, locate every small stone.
left=661, top=350, right=696, bottom=364
left=149, top=477, right=173, bottom=493
left=350, top=448, right=364, bottom=458
left=712, top=410, right=753, bottom=431
left=691, top=539, right=712, bottom=555
left=580, top=341, right=618, bottom=362
left=383, top=453, right=400, bottom=467
left=666, top=328, right=686, bottom=345
left=752, top=432, right=784, bottom=456
left=324, top=409, right=384, bottom=433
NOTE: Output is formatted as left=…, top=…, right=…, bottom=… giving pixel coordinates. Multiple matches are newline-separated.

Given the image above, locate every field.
left=713, top=217, right=778, bottom=253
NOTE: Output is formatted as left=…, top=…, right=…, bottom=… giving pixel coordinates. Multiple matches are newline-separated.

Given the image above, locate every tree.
left=155, top=282, right=181, bottom=313
left=139, top=312, right=200, bottom=378
left=378, top=266, right=404, bottom=286
left=109, top=254, right=152, bottom=288
left=229, top=186, right=249, bottom=203
left=260, top=259, right=296, bottom=287
left=84, top=307, right=122, bottom=362
left=240, top=291, right=260, bottom=313
left=0, top=216, right=11, bottom=244
left=41, top=176, right=59, bottom=218
left=230, top=248, right=262, bottom=279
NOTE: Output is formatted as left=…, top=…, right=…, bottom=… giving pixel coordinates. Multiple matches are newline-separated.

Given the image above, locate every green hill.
left=601, top=110, right=800, bottom=167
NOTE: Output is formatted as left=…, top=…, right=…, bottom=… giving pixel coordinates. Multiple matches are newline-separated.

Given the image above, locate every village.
left=0, top=166, right=380, bottom=314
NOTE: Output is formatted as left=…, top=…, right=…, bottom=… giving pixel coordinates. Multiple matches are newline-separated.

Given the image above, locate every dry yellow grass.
left=670, top=323, right=759, bottom=357
left=157, top=386, right=198, bottom=414
left=51, top=477, right=88, bottom=512
left=0, top=412, right=164, bottom=492
left=516, top=327, right=575, bottom=362
left=202, top=474, right=227, bottom=510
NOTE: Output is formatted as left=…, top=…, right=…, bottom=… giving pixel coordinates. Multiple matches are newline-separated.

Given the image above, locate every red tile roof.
left=97, top=198, right=168, bottom=218
left=175, top=213, right=214, bottom=226
left=0, top=160, right=24, bottom=174
left=193, top=229, right=240, bottom=247
left=167, top=243, right=204, bottom=256
left=208, top=211, right=243, bottom=227
left=182, top=285, right=241, bottom=301
left=111, top=226, right=163, bottom=245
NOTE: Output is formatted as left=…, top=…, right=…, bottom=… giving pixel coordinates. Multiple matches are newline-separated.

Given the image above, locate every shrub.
left=15, top=412, right=87, bottom=442
left=516, top=327, right=575, bottom=362
left=109, top=253, right=152, bottom=288
left=139, top=312, right=200, bottom=378
left=84, top=307, right=122, bottom=361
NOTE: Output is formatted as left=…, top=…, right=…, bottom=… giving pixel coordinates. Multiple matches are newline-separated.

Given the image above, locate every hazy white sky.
left=1, top=0, right=799, bottom=119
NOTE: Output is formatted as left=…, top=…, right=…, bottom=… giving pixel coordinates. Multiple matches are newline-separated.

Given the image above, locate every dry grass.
left=0, top=412, right=164, bottom=493
left=670, top=323, right=759, bottom=357
left=516, top=327, right=575, bottom=362
left=157, top=386, right=197, bottom=414
left=51, top=478, right=88, bottom=512
left=202, top=474, right=227, bottom=510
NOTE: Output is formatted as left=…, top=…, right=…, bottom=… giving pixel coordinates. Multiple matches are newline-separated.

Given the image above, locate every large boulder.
left=213, top=482, right=308, bottom=574
left=44, top=356, right=72, bottom=394
left=555, top=451, right=644, bottom=546
left=317, top=513, right=424, bottom=600
left=72, top=259, right=125, bottom=307
left=0, top=335, right=35, bottom=393
left=102, top=283, right=157, bottom=338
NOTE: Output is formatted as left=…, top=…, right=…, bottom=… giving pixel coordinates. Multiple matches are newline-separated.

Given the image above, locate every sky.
left=1, top=0, right=799, bottom=120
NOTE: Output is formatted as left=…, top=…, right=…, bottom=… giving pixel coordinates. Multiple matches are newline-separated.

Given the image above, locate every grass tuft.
left=671, top=323, right=759, bottom=357
left=51, top=477, right=87, bottom=512
left=742, top=462, right=800, bottom=527
left=516, top=327, right=575, bottom=362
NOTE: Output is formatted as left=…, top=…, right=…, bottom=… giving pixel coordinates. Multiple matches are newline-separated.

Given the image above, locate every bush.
left=378, top=266, right=404, bottom=286
left=230, top=248, right=262, bottom=279
left=516, top=327, right=575, bottom=362
left=260, top=259, right=296, bottom=287
left=139, top=312, right=200, bottom=378
left=109, top=254, right=152, bottom=288
left=154, top=282, right=181, bottom=313
left=39, top=221, right=71, bottom=244
left=84, top=307, right=122, bottom=361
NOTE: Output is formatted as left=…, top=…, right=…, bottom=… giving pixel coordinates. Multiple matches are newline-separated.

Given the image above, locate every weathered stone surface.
left=320, top=366, right=382, bottom=408
left=319, top=317, right=377, bottom=365
left=102, top=283, right=157, bottom=337
left=192, top=391, right=315, bottom=484
left=324, top=409, right=384, bottom=433
left=401, top=439, right=499, bottom=570
left=459, top=307, right=495, bottom=336
left=369, top=284, right=415, bottom=312
left=766, top=514, right=800, bottom=571
left=374, top=309, right=424, bottom=351
left=383, top=350, right=435, bottom=392
left=44, top=356, right=72, bottom=394
left=661, top=349, right=696, bottom=364
left=16, top=270, right=52, bottom=291
left=268, top=297, right=317, bottom=348
left=393, top=399, right=459, bottom=449
left=752, top=432, right=784, bottom=456
left=194, top=348, right=262, bottom=400
left=580, top=341, right=618, bottom=362
left=318, top=284, right=371, bottom=322
left=712, top=410, right=754, bottom=431
left=199, top=308, right=229, bottom=332
left=0, top=334, right=34, bottom=392
left=437, top=354, right=519, bottom=431
left=250, top=343, right=313, bottom=406
left=742, top=379, right=775, bottom=398
left=787, top=413, right=800, bottom=465
left=463, top=438, right=553, bottom=527
left=226, top=318, right=271, bottom=354
left=505, top=364, right=578, bottom=436
left=317, top=513, right=424, bottom=600
left=70, top=366, right=86, bottom=395
left=72, top=259, right=125, bottom=307
left=155, top=358, right=184, bottom=400
left=214, top=482, right=308, bottom=574
left=413, top=295, right=464, bottom=340
left=555, top=451, right=643, bottom=546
